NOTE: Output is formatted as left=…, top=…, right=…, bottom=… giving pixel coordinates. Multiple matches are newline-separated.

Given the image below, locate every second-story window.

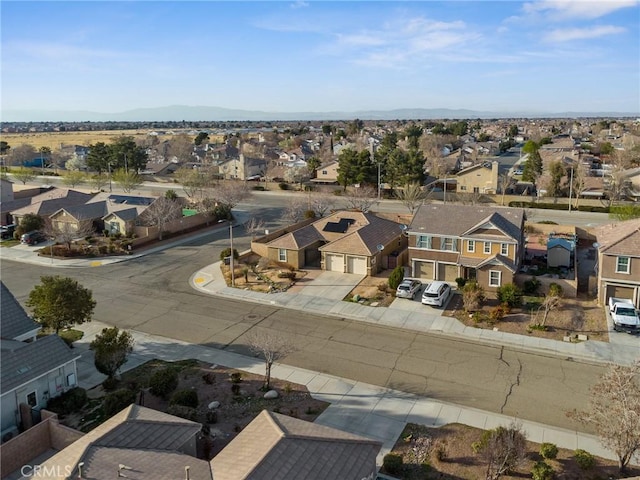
left=484, top=242, right=492, bottom=254
left=467, top=240, right=475, bottom=253
left=417, top=235, right=432, bottom=249
left=616, top=256, right=630, bottom=274
left=442, top=237, right=457, bottom=251
left=501, top=243, right=509, bottom=256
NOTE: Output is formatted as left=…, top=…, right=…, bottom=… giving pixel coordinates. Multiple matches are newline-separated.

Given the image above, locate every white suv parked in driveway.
left=421, top=281, right=451, bottom=307
left=396, top=279, right=422, bottom=299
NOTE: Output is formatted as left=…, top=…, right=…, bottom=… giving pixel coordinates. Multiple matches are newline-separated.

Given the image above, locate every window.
left=442, top=237, right=457, bottom=251
left=460, top=185, right=467, bottom=191
left=484, top=242, right=492, bottom=254
left=489, top=270, right=501, bottom=287
left=278, top=249, right=287, bottom=262
left=473, top=187, right=479, bottom=193
left=26, top=391, right=37, bottom=408
left=322, top=170, right=327, bottom=175
left=501, top=243, right=508, bottom=256
left=467, top=240, right=475, bottom=253
left=417, top=235, right=432, bottom=249
left=616, top=256, right=630, bottom=274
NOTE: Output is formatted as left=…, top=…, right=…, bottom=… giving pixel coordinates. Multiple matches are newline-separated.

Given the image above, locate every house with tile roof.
left=5, top=188, right=94, bottom=226
left=593, top=218, right=640, bottom=308
left=0, top=282, right=80, bottom=439
left=407, top=204, right=525, bottom=290
left=262, top=210, right=406, bottom=275
left=211, top=409, right=381, bottom=480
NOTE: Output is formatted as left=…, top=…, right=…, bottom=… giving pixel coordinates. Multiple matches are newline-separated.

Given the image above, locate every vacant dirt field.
left=383, top=423, right=639, bottom=480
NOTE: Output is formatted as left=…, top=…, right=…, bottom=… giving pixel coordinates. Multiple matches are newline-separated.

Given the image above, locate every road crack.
left=500, top=358, right=522, bottom=414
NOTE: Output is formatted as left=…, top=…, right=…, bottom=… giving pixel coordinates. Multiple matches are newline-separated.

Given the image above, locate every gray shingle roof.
left=410, top=204, right=524, bottom=240
left=1, top=335, right=79, bottom=393
left=0, top=282, right=39, bottom=340
left=211, top=410, right=381, bottom=480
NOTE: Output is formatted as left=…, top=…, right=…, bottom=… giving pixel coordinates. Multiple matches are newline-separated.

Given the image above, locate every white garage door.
left=605, top=285, right=635, bottom=304
left=325, top=253, right=344, bottom=272
left=347, top=256, right=367, bottom=275
left=415, top=261, right=434, bottom=280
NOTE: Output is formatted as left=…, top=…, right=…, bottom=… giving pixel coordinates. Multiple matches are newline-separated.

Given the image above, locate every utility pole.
left=229, top=220, right=235, bottom=287
left=568, top=166, right=574, bottom=213
left=377, top=163, right=381, bottom=200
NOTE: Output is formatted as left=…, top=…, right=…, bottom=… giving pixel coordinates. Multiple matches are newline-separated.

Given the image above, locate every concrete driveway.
left=289, top=270, right=364, bottom=301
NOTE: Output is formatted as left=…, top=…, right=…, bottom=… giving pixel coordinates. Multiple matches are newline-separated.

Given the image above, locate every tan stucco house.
left=456, top=161, right=499, bottom=194
left=261, top=211, right=406, bottom=275
left=407, top=204, right=525, bottom=290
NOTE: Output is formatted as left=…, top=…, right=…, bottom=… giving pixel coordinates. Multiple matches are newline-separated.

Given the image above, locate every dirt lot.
left=63, top=360, right=328, bottom=459
left=382, top=423, right=639, bottom=480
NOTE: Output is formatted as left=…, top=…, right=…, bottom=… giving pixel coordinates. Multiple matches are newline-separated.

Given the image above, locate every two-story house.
left=407, top=204, right=525, bottom=290
left=456, top=161, right=499, bottom=194
left=0, top=282, right=80, bottom=440
left=594, top=218, right=640, bottom=307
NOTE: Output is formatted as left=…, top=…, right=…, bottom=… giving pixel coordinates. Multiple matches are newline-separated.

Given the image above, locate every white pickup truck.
left=608, top=297, right=640, bottom=334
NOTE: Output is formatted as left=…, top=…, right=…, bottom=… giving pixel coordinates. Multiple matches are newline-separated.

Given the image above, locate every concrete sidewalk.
left=74, top=321, right=613, bottom=466
left=191, top=262, right=639, bottom=367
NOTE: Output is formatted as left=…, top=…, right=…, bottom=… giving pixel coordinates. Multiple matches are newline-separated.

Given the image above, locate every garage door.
left=437, top=263, right=459, bottom=282
left=414, top=261, right=434, bottom=280
left=347, top=256, right=367, bottom=275
left=605, top=285, right=635, bottom=304
left=325, top=253, right=344, bottom=272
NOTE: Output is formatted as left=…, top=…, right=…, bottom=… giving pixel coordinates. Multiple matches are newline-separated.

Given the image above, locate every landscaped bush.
left=103, top=389, right=137, bottom=416
left=574, top=449, right=595, bottom=470
left=382, top=453, right=404, bottom=475
left=531, top=460, right=555, bottom=480
left=219, top=248, right=239, bottom=261
left=170, top=389, right=199, bottom=408
left=463, top=281, right=485, bottom=313
left=496, top=283, right=523, bottom=308
left=540, top=442, right=559, bottom=459
left=277, top=271, right=296, bottom=279
left=252, top=185, right=265, bottom=191
left=149, top=368, right=179, bottom=398
left=278, top=182, right=289, bottom=190
left=489, top=304, right=506, bottom=323
left=102, top=377, right=119, bottom=391
left=523, top=277, right=541, bottom=295
left=455, top=277, right=467, bottom=289
left=46, top=387, right=88, bottom=415
left=304, top=210, right=316, bottom=219
left=166, top=405, right=197, bottom=421
left=548, top=283, right=563, bottom=297
left=388, top=265, right=404, bottom=290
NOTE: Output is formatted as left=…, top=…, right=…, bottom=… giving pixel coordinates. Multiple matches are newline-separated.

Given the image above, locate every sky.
left=2, top=0, right=639, bottom=117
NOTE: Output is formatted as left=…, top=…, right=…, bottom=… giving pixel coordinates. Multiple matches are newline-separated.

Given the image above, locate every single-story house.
left=262, top=210, right=406, bottom=275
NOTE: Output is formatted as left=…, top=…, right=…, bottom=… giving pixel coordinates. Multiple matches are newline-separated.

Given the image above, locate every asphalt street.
left=1, top=230, right=606, bottom=433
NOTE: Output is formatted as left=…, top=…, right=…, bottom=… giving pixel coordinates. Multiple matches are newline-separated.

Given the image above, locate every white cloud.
left=290, top=1, right=309, bottom=9
left=544, top=25, right=626, bottom=42
left=522, top=0, right=638, bottom=20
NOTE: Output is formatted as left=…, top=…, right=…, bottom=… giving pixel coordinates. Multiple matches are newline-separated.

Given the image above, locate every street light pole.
left=377, top=163, right=381, bottom=200
left=229, top=220, right=235, bottom=287
left=568, top=166, right=574, bottom=213
left=107, top=162, right=112, bottom=193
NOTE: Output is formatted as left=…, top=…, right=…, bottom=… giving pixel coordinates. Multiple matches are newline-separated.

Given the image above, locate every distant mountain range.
left=2, top=105, right=638, bottom=122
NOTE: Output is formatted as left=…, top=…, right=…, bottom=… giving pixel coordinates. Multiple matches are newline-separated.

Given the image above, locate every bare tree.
left=499, top=173, right=512, bottom=206
left=284, top=165, right=310, bottom=190
left=602, top=151, right=631, bottom=207
left=246, top=329, right=296, bottom=390
left=283, top=197, right=308, bottom=224
left=244, top=217, right=266, bottom=239
left=61, top=171, right=87, bottom=188
left=166, top=133, right=194, bottom=163
left=6, top=144, right=37, bottom=167
left=568, top=360, right=640, bottom=473
left=473, top=421, right=528, bottom=480
left=395, top=182, right=427, bottom=214
left=12, top=167, right=36, bottom=185
left=210, top=181, right=252, bottom=209
left=309, top=190, right=336, bottom=217
left=344, top=185, right=378, bottom=212
left=65, top=155, right=87, bottom=171
left=174, top=166, right=212, bottom=200
left=44, top=219, right=96, bottom=251
left=137, top=197, right=183, bottom=240
left=454, top=191, right=487, bottom=206
left=538, top=289, right=562, bottom=327
left=112, top=168, right=142, bottom=193
left=570, top=161, right=587, bottom=209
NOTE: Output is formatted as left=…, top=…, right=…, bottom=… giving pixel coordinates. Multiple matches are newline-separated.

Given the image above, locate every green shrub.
left=252, top=185, right=265, bottom=191
left=102, top=377, right=119, bottom=391
left=548, top=283, right=563, bottom=297
left=388, top=265, right=404, bottom=290
left=278, top=182, right=289, bottom=190
left=46, top=387, right=88, bottom=415
left=455, top=277, right=467, bottom=288
left=496, top=283, right=523, bottom=307
left=166, top=405, right=197, bottom=421
left=219, top=248, right=239, bottom=261
left=540, top=442, right=559, bottom=459
left=230, top=372, right=243, bottom=383
left=149, top=368, right=179, bottom=398
left=489, top=304, right=506, bottom=322
left=304, top=210, right=316, bottom=219
left=523, top=277, right=541, bottom=295
left=382, top=453, right=404, bottom=475
left=574, top=449, right=595, bottom=470
left=532, top=460, right=555, bottom=480
left=170, top=389, right=199, bottom=408
left=103, top=389, right=136, bottom=416
left=277, top=271, right=296, bottom=279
